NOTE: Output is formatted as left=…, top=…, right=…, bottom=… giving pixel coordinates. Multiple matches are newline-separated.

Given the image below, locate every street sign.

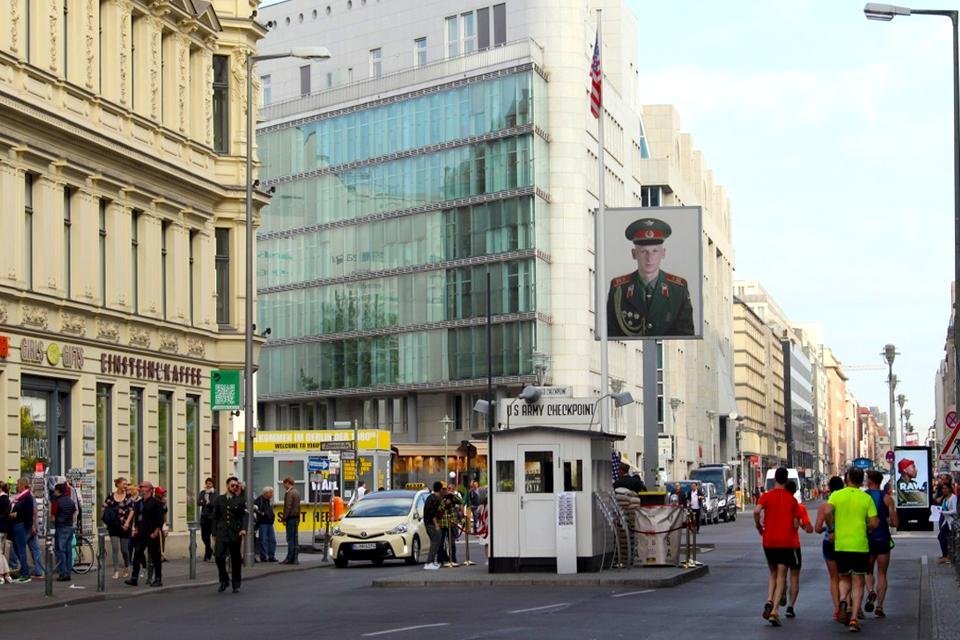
left=939, top=411, right=960, bottom=460
left=885, top=450, right=895, bottom=464
left=537, top=386, right=572, bottom=398
left=210, top=369, right=241, bottom=411
left=852, top=457, right=873, bottom=470
left=321, top=440, right=354, bottom=452
left=307, top=456, right=330, bottom=472
left=341, top=450, right=356, bottom=460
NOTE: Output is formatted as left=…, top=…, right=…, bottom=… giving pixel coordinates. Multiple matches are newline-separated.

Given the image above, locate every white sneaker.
left=423, top=562, right=439, bottom=570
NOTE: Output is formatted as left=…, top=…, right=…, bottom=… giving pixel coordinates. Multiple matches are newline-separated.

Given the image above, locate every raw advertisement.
left=894, top=447, right=930, bottom=508
left=598, top=206, right=703, bottom=340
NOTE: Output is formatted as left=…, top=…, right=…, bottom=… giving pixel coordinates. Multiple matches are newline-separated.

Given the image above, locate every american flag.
left=589, top=30, right=602, bottom=119
left=611, top=450, right=622, bottom=482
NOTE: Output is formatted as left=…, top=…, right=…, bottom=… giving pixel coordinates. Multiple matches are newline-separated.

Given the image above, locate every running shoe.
left=864, top=591, right=877, bottom=613
left=15, top=576, right=30, bottom=584
left=762, top=601, right=774, bottom=620
left=857, top=611, right=865, bottom=620
left=838, top=601, right=850, bottom=625
left=779, top=592, right=787, bottom=607
left=768, top=613, right=782, bottom=627
left=874, top=607, right=885, bottom=618
left=848, top=618, right=861, bottom=633
left=833, top=608, right=840, bottom=622
left=785, top=606, right=795, bottom=618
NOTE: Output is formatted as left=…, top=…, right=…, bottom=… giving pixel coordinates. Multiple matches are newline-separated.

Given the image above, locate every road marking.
left=508, top=603, right=571, bottom=614
left=362, top=623, right=450, bottom=637
left=611, top=589, right=655, bottom=598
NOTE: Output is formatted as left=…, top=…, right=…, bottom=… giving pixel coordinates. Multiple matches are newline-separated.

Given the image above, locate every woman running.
left=815, top=475, right=845, bottom=622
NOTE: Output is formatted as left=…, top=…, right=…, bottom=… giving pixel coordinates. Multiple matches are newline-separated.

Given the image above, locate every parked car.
left=331, top=489, right=429, bottom=568
left=691, top=464, right=737, bottom=522
left=664, top=480, right=720, bottom=525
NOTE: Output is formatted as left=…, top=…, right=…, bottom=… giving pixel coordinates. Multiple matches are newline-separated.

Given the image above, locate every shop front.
left=392, top=442, right=488, bottom=489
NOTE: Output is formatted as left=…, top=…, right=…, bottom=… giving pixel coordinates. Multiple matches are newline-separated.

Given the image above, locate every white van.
left=764, top=468, right=802, bottom=503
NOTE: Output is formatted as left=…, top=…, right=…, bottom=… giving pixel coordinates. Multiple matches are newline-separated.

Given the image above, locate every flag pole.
left=594, top=9, right=610, bottom=434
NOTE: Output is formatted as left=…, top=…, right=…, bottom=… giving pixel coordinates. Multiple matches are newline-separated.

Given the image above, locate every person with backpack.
left=102, top=477, right=134, bottom=579
left=422, top=482, right=444, bottom=570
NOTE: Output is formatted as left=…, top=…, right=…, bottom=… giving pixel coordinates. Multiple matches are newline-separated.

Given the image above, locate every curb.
left=371, top=564, right=709, bottom=588
left=918, top=555, right=931, bottom=640
left=0, top=562, right=332, bottom=615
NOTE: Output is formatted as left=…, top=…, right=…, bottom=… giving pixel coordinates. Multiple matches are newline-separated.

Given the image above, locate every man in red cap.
left=606, top=217, right=694, bottom=337
left=896, top=458, right=927, bottom=507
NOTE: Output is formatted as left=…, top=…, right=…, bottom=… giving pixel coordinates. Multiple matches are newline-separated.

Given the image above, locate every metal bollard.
left=188, top=522, right=199, bottom=580
left=97, top=527, right=107, bottom=592
left=691, top=516, right=699, bottom=565
left=45, top=528, right=54, bottom=597
left=322, top=517, right=330, bottom=562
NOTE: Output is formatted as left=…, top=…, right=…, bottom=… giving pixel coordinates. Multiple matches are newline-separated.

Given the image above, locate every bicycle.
left=71, top=534, right=96, bottom=575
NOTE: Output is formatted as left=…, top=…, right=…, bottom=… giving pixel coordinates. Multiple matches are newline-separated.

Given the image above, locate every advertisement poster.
left=598, top=206, right=703, bottom=340
left=894, top=447, right=930, bottom=508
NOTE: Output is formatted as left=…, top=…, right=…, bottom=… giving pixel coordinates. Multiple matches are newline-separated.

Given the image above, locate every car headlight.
left=332, top=527, right=343, bottom=536
left=386, top=524, right=408, bottom=535
left=718, top=498, right=726, bottom=507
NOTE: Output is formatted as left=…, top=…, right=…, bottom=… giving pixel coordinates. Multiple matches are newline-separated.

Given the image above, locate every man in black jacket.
left=125, top=481, right=165, bottom=587
left=213, top=476, right=248, bottom=593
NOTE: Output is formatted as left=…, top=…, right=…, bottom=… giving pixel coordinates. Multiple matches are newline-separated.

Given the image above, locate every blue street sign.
left=852, top=457, right=873, bottom=470
left=308, top=456, right=330, bottom=472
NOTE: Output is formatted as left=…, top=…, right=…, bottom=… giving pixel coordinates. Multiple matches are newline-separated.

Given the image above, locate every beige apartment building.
left=0, top=0, right=265, bottom=545
left=733, top=298, right=785, bottom=493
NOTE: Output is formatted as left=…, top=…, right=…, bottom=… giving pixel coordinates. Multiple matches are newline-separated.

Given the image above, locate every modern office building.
left=255, top=0, right=735, bottom=484
left=0, top=0, right=264, bottom=546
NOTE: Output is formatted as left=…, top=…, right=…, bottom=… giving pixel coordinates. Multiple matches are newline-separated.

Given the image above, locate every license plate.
left=353, top=542, right=376, bottom=550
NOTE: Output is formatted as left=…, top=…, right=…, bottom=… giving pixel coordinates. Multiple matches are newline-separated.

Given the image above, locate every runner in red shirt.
left=754, top=467, right=803, bottom=626
left=784, top=479, right=813, bottom=618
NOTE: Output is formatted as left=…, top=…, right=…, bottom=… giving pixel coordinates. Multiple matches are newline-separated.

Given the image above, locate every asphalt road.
left=6, top=504, right=932, bottom=640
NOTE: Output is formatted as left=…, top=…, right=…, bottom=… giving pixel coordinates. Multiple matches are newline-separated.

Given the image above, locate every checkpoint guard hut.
left=483, top=394, right=625, bottom=573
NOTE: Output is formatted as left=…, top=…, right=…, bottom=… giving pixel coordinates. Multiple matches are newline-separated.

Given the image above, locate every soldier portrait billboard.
left=597, top=206, right=703, bottom=340
left=894, top=447, right=930, bottom=508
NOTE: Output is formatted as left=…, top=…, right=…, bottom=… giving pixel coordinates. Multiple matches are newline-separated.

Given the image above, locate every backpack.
left=423, top=493, right=440, bottom=523
left=101, top=502, right=121, bottom=532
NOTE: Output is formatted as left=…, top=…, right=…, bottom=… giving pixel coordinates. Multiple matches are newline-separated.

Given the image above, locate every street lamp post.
left=897, top=393, right=907, bottom=446
left=881, top=344, right=899, bottom=450
left=866, top=4, right=960, bottom=430
left=440, top=415, right=454, bottom=482
left=243, top=46, right=330, bottom=567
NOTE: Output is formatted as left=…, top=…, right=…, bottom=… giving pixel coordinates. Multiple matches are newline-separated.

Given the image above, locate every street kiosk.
left=486, top=398, right=624, bottom=573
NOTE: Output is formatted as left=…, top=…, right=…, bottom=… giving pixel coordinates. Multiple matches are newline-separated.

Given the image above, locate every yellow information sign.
left=272, top=503, right=335, bottom=533
left=342, top=458, right=373, bottom=482
left=237, top=429, right=390, bottom=452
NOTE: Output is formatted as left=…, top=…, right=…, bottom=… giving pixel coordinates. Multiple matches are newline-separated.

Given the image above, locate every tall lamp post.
left=866, top=3, right=960, bottom=430
left=897, top=393, right=907, bottom=446
left=881, top=344, right=899, bottom=449
left=440, top=415, right=454, bottom=483
left=243, top=46, right=330, bottom=567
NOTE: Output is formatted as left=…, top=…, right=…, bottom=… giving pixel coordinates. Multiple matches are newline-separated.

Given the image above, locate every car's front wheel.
left=334, top=555, right=348, bottom=568
left=405, top=536, right=421, bottom=565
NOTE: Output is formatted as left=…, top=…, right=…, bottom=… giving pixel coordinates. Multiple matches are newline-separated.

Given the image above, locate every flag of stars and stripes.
left=590, top=30, right=602, bottom=118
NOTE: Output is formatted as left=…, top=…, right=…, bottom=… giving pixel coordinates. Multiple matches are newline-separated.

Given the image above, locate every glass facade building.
left=257, top=67, right=551, bottom=427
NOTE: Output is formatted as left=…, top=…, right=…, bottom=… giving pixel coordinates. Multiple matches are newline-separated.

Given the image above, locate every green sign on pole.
left=211, top=369, right=242, bottom=411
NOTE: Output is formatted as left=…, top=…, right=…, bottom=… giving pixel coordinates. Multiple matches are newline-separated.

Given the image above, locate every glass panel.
left=563, top=460, right=583, bottom=492
left=129, top=388, right=143, bottom=482
left=158, top=391, right=172, bottom=518
left=496, top=460, right=514, bottom=492
left=20, top=391, right=48, bottom=476
left=523, top=451, right=553, bottom=493
left=96, top=384, right=112, bottom=521
left=186, top=395, right=199, bottom=522
left=252, top=457, right=274, bottom=501
left=277, top=459, right=306, bottom=504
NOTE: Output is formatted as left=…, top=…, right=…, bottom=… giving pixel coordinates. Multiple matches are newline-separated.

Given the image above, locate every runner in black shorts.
left=816, top=476, right=845, bottom=621
left=764, top=547, right=800, bottom=569
left=834, top=551, right=870, bottom=576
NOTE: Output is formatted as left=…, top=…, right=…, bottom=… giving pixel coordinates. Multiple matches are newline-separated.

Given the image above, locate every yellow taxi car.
left=331, top=489, right=430, bottom=568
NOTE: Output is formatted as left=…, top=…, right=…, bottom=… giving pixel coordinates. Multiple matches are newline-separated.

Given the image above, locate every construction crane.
left=843, top=365, right=886, bottom=371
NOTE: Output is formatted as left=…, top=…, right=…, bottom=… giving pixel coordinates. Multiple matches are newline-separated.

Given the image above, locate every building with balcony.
left=0, top=0, right=265, bottom=546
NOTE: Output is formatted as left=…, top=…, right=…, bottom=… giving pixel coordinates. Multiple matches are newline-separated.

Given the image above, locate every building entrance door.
left=518, top=445, right=557, bottom=558
left=20, top=376, right=72, bottom=477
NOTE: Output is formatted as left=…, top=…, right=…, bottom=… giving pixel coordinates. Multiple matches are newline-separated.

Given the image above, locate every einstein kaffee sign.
left=500, top=397, right=599, bottom=428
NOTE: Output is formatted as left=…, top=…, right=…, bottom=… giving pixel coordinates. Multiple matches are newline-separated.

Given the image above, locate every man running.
left=755, top=467, right=804, bottom=627
left=816, top=476, right=846, bottom=622
left=863, top=470, right=897, bottom=618
left=782, top=479, right=813, bottom=618
left=826, top=467, right=879, bottom=632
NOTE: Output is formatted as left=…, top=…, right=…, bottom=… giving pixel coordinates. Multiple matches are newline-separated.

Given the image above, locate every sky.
left=629, top=0, right=958, bottom=437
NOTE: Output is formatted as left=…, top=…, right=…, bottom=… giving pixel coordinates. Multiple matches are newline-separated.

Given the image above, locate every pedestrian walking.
left=826, top=467, right=879, bottom=632
left=254, top=487, right=277, bottom=562
left=51, top=482, right=76, bottom=581
left=864, top=469, right=898, bottom=617
left=197, top=477, right=218, bottom=562
left=936, top=481, right=957, bottom=564
left=689, top=482, right=702, bottom=532
left=212, top=476, right=247, bottom=593
left=102, top=477, right=133, bottom=579
left=125, top=481, right=165, bottom=587
left=468, top=480, right=481, bottom=532
left=280, top=477, right=301, bottom=565
left=439, top=489, right=462, bottom=567
left=754, top=467, right=804, bottom=627
left=331, top=489, right=346, bottom=521
left=782, top=479, right=813, bottom=618
left=752, top=486, right=761, bottom=505
left=8, top=477, right=40, bottom=582
left=349, top=481, right=367, bottom=507
left=0, top=481, right=12, bottom=584
left=422, top=482, right=443, bottom=570
left=815, top=475, right=845, bottom=621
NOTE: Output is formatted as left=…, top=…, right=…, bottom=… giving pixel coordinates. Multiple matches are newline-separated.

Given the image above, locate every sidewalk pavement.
left=371, top=561, right=708, bottom=588
left=0, top=551, right=330, bottom=615
left=926, top=553, right=960, bottom=640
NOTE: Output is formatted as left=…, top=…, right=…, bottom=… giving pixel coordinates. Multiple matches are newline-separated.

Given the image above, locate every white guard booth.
left=486, top=400, right=623, bottom=573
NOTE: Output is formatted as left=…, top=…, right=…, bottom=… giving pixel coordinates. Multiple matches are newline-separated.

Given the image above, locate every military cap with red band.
left=625, top=217, right=672, bottom=245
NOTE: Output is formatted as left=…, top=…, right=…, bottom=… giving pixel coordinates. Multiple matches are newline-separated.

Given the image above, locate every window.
left=325, top=72, right=333, bottom=88
left=261, top=74, right=271, bottom=106
left=131, top=211, right=140, bottom=313
left=96, top=384, right=112, bottom=519
left=445, top=16, right=459, bottom=57
left=161, top=220, right=169, bottom=319
left=186, top=395, right=199, bottom=522
left=99, top=200, right=108, bottom=307
left=414, top=38, right=427, bottom=67
left=524, top=451, right=553, bottom=493
left=24, top=174, right=33, bottom=289
left=493, top=4, right=506, bottom=46
left=188, top=230, right=198, bottom=325
left=563, top=460, right=583, bottom=491
left=158, top=391, right=173, bottom=523
left=477, top=7, right=490, bottom=50
left=462, top=12, right=477, bottom=53
left=212, top=55, right=229, bottom=153
left=641, top=186, right=662, bottom=208
left=63, top=187, right=72, bottom=298
left=215, top=228, right=230, bottom=324
left=369, top=48, right=382, bottom=79
left=299, top=64, right=311, bottom=96
left=129, top=387, right=143, bottom=482
left=496, top=460, right=515, bottom=492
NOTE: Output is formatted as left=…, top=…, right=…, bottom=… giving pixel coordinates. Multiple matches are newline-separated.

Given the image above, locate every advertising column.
left=894, top=446, right=933, bottom=531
